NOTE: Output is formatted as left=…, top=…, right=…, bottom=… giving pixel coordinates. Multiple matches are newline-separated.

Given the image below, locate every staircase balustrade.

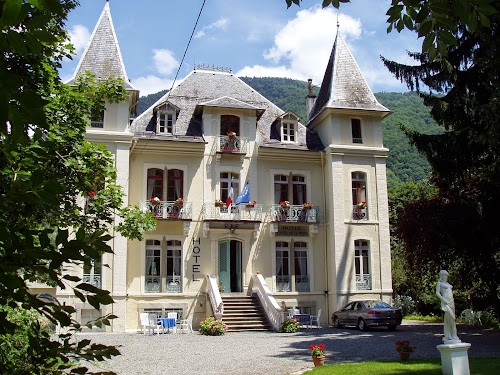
left=207, top=274, right=223, bottom=320
left=248, top=274, right=285, bottom=331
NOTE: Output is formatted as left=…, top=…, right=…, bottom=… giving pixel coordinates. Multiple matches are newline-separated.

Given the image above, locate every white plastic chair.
left=179, top=313, right=194, bottom=334
left=475, top=311, right=482, bottom=325
left=167, top=312, right=178, bottom=333
left=459, top=309, right=475, bottom=325
left=140, top=313, right=159, bottom=335
left=310, top=309, right=322, bottom=329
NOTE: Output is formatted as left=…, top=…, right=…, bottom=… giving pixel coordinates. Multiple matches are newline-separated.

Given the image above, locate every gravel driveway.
left=78, top=321, right=500, bottom=375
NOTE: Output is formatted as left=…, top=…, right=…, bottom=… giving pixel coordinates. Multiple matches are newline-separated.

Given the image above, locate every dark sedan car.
left=332, top=300, right=402, bottom=331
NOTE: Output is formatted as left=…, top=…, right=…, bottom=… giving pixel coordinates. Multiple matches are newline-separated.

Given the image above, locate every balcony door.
left=218, top=240, right=242, bottom=293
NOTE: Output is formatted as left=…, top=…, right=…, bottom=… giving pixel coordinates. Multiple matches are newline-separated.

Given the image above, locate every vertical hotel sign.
left=192, top=237, right=201, bottom=281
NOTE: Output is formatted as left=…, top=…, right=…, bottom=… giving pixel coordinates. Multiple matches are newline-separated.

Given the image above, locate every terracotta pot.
left=245, top=204, right=255, bottom=208
left=399, top=352, right=411, bottom=360
left=174, top=202, right=183, bottom=206
left=312, top=356, right=325, bottom=366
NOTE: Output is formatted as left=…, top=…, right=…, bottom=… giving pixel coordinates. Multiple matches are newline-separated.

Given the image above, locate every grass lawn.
left=302, top=357, right=499, bottom=375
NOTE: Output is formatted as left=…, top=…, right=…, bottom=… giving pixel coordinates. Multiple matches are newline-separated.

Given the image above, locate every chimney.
left=306, top=78, right=316, bottom=122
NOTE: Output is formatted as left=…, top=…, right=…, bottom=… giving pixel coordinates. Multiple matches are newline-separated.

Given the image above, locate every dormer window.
left=280, top=113, right=299, bottom=143
left=158, top=111, right=175, bottom=134
left=351, top=119, right=362, bottom=143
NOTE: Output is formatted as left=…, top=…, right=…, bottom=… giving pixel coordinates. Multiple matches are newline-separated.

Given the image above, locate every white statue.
left=436, top=270, right=460, bottom=343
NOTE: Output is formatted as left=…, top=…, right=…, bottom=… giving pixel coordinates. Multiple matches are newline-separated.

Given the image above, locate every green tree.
left=0, top=1, right=155, bottom=373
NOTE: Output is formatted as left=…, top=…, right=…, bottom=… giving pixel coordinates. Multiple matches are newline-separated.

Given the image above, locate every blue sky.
left=60, top=0, right=421, bottom=96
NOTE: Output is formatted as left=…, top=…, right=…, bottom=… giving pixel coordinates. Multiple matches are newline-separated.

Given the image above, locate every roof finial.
left=336, top=12, right=340, bottom=30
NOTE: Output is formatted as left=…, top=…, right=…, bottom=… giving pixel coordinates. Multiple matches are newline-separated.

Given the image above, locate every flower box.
left=302, top=202, right=313, bottom=209
left=215, top=201, right=224, bottom=207
left=174, top=198, right=184, bottom=206
left=148, top=197, right=161, bottom=206
left=280, top=201, right=290, bottom=208
left=245, top=200, right=257, bottom=208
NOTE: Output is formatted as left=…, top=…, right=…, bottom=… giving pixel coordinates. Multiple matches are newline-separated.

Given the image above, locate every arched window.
left=167, top=169, right=183, bottom=201
left=220, top=115, right=240, bottom=136
left=355, top=240, right=371, bottom=290
left=147, top=168, right=163, bottom=200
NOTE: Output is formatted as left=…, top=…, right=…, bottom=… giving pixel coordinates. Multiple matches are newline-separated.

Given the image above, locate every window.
left=167, top=169, right=183, bottom=201
left=90, top=102, right=104, bottom=128
left=145, top=240, right=161, bottom=292
left=158, top=111, right=175, bottom=134
left=351, top=119, right=362, bottom=143
left=147, top=168, right=164, bottom=200
left=276, top=241, right=309, bottom=292
left=274, top=174, right=307, bottom=205
left=83, top=258, right=102, bottom=288
left=166, top=240, right=182, bottom=292
left=294, top=242, right=309, bottom=292
left=355, top=240, right=371, bottom=290
left=282, top=121, right=296, bottom=142
left=220, top=172, right=240, bottom=203
left=276, top=242, right=290, bottom=292
left=352, top=172, right=367, bottom=219
left=145, top=239, right=183, bottom=293
left=220, top=115, right=240, bottom=136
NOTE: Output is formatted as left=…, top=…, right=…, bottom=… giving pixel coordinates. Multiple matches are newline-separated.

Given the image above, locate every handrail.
left=206, top=274, right=223, bottom=320
left=248, top=274, right=285, bottom=331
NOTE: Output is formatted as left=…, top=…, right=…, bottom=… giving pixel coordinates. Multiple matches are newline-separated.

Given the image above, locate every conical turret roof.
left=67, top=2, right=136, bottom=91
left=308, top=32, right=389, bottom=123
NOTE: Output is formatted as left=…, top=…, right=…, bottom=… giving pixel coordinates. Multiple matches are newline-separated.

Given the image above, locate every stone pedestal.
left=436, top=342, right=471, bottom=375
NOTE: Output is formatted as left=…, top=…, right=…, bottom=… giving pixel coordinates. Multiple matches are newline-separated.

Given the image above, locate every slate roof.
left=132, top=69, right=324, bottom=151
left=308, top=32, right=390, bottom=124
left=66, top=2, right=136, bottom=91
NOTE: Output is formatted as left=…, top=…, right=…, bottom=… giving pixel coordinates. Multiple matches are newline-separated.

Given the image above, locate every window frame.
left=354, top=239, right=371, bottom=290
left=157, top=110, right=176, bottom=134
left=147, top=168, right=164, bottom=201
left=220, top=114, right=240, bottom=136
left=351, top=118, right=362, bottom=144
left=281, top=120, right=296, bottom=143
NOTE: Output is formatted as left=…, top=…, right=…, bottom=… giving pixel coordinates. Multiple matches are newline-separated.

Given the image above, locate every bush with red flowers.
left=310, top=344, right=325, bottom=357
left=395, top=340, right=416, bottom=353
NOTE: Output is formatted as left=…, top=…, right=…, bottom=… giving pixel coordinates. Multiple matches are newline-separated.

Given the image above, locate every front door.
left=218, top=240, right=242, bottom=293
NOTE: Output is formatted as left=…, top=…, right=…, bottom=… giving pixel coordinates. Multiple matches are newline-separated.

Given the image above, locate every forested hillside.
left=137, top=78, right=442, bottom=189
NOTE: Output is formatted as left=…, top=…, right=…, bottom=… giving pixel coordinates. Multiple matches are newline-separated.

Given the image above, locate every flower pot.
left=174, top=202, right=183, bottom=206
left=302, top=206, right=311, bottom=210
left=245, top=204, right=255, bottom=208
left=399, top=352, right=411, bottom=360
left=312, top=356, right=325, bottom=366
left=150, top=201, right=161, bottom=206
left=215, top=203, right=224, bottom=208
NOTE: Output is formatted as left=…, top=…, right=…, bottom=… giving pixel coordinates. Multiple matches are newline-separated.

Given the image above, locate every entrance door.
left=218, top=240, right=242, bottom=293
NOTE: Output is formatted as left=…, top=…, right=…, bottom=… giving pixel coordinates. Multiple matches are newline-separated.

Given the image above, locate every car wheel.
left=333, top=316, right=342, bottom=328
left=388, top=324, right=397, bottom=331
left=358, top=318, right=366, bottom=331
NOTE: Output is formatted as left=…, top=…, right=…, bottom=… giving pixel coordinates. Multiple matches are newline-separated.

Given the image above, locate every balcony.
left=276, top=275, right=291, bottom=292
left=269, top=205, right=320, bottom=223
left=139, top=201, right=193, bottom=220
left=82, top=274, right=101, bottom=288
left=216, top=135, right=248, bottom=154
left=145, top=275, right=182, bottom=293
left=356, top=274, right=372, bottom=290
left=203, top=203, right=262, bottom=221
left=295, top=275, right=310, bottom=292
left=166, top=275, right=182, bottom=293
left=352, top=205, right=367, bottom=220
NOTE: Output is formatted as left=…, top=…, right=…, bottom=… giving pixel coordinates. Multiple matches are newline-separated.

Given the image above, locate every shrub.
left=279, top=318, right=300, bottom=333
left=480, top=309, right=500, bottom=329
left=199, top=316, right=227, bottom=336
left=394, top=295, right=416, bottom=317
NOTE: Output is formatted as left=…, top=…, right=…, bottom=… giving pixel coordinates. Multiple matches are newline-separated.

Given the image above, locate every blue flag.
left=235, top=182, right=250, bottom=204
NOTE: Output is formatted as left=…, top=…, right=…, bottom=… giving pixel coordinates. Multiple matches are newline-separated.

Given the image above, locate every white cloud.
left=236, top=65, right=304, bottom=80
left=195, top=17, right=229, bottom=39
left=153, top=49, right=179, bottom=76
left=68, top=25, right=91, bottom=54
left=132, top=75, right=173, bottom=97
left=238, top=7, right=363, bottom=85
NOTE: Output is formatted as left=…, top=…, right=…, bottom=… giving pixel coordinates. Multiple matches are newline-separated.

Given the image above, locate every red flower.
left=88, top=192, right=95, bottom=196
left=309, top=344, right=315, bottom=349
left=319, top=344, right=325, bottom=350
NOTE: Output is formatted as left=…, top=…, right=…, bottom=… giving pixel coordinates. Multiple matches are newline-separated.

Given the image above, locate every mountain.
left=137, top=78, right=442, bottom=190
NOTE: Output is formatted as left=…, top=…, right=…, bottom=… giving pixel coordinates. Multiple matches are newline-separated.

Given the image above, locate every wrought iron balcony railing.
left=216, top=135, right=248, bottom=154
left=352, top=205, right=368, bottom=220
left=269, top=205, right=319, bottom=223
left=166, top=275, right=182, bottom=293
left=355, top=274, right=372, bottom=290
left=145, top=275, right=161, bottom=292
left=82, top=274, right=101, bottom=288
left=276, top=275, right=291, bottom=292
left=139, top=201, right=193, bottom=220
left=295, top=275, right=310, bottom=292
left=203, top=203, right=262, bottom=221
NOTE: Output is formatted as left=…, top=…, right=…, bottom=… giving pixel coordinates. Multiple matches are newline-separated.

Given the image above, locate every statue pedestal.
left=436, top=342, right=471, bottom=375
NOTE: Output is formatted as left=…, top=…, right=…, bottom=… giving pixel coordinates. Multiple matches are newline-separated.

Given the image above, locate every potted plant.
left=245, top=200, right=257, bottom=208
left=215, top=199, right=224, bottom=207
left=280, top=200, right=290, bottom=208
left=356, top=201, right=367, bottom=209
left=310, top=344, right=325, bottom=366
left=395, top=340, right=416, bottom=360
left=302, top=202, right=313, bottom=209
left=227, top=131, right=237, bottom=139
left=148, top=197, right=161, bottom=206
left=174, top=197, right=184, bottom=206
left=279, top=318, right=300, bottom=333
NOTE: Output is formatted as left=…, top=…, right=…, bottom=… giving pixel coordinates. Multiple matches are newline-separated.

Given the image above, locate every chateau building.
left=34, top=2, right=393, bottom=332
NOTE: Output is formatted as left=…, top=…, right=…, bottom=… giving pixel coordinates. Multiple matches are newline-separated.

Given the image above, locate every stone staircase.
left=221, top=294, right=273, bottom=332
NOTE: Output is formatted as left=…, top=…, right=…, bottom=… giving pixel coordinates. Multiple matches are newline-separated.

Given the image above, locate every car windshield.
left=364, top=301, right=391, bottom=309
